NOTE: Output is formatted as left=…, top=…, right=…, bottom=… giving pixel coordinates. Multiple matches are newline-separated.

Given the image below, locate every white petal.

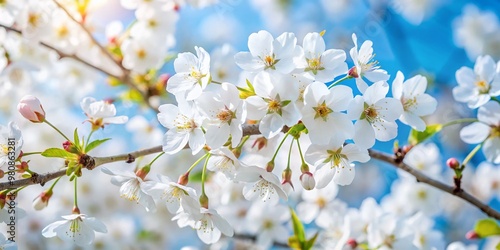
left=354, top=120, right=375, bottom=149
left=484, top=137, right=500, bottom=164
left=478, top=101, right=500, bottom=125
left=315, top=166, right=334, bottom=189
left=364, top=81, right=389, bottom=104
left=84, top=217, right=107, bottom=233
left=162, top=130, right=189, bottom=154
left=460, top=122, right=490, bottom=144
left=333, top=164, right=355, bottom=186
left=188, top=129, right=205, bottom=154
left=392, top=71, right=404, bottom=100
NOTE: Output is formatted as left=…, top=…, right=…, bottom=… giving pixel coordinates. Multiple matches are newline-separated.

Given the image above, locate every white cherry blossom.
left=207, top=147, right=240, bottom=180
left=453, top=55, right=500, bottom=108
left=460, top=101, right=500, bottom=163
left=157, top=98, right=205, bottom=155
left=196, top=82, right=246, bottom=149
left=305, top=137, right=370, bottom=187
left=348, top=81, right=403, bottom=149
left=167, top=46, right=211, bottom=100
left=235, top=165, right=288, bottom=205
left=234, top=30, right=302, bottom=75
left=301, top=81, right=354, bottom=144
left=297, top=32, right=347, bottom=82
left=392, top=71, right=437, bottom=131
left=42, top=213, right=107, bottom=247
left=142, top=174, right=198, bottom=214
left=245, top=72, right=301, bottom=138
left=102, top=167, right=156, bottom=212
left=246, top=202, right=290, bottom=248
left=0, top=122, right=23, bottom=169
left=80, top=97, right=128, bottom=130
left=349, top=33, right=389, bottom=93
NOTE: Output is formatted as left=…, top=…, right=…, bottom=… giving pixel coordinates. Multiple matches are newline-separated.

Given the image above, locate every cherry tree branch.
left=0, top=24, right=158, bottom=112
left=368, top=149, right=500, bottom=219
left=1, top=124, right=499, bottom=220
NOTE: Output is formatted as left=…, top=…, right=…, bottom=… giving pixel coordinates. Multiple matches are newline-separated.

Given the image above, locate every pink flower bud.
left=346, top=238, right=358, bottom=248
left=300, top=172, right=316, bottom=190
left=17, top=95, right=45, bottom=123
left=348, top=66, right=359, bottom=78
left=465, top=230, right=479, bottom=240
left=447, top=158, right=460, bottom=169
left=32, top=190, right=52, bottom=211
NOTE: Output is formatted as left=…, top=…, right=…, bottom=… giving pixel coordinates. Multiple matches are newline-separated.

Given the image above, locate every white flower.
left=167, top=46, right=211, bottom=100
left=245, top=72, right=301, bottom=138
left=453, top=55, right=500, bottom=108
left=296, top=181, right=339, bottom=224
left=16, top=0, right=50, bottom=41
left=80, top=97, right=128, bottom=130
left=407, top=212, right=445, bottom=250
left=305, top=137, right=370, bottom=187
left=446, top=241, right=478, bottom=250
left=472, top=162, right=500, bottom=201
left=392, top=71, right=437, bottom=131
left=349, top=33, right=389, bottom=93
left=207, top=147, right=240, bottom=180
left=348, top=81, right=403, bottom=149
left=246, top=202, right=290, bottom=248
left=142, top=174, right=198, bottom=214
left=130, top=2, right=178, bottom=38
left=402, top=143, right=442, bottom=178
left=391, top=0, right=438, bottom=25
left=367, top=214, right=417, bottom=250
left=157, top=98, right=205, bottom=155
left=301, top=81, right=354, bottom=144
left=173, top=200, right=234, bottom=245
left=297, top=32, right=347, bottom=82
left=0, top=122, right=22, bottom=169
left=460, top=101, right=500, bottom=163
left=121, top=37, right=168, bottom=74
left=196, top=82, right=246, bottom=149
left=347, top=197, right=383, bottom=242
left=102, top=167, right=156, bottom=212
left=234, top=30, right=302, bottom=75
left=42, top=214, right=107, bottom=247
left=210, top=44, right=240, bottom=83
left=235, top=165, right=288, bottom=205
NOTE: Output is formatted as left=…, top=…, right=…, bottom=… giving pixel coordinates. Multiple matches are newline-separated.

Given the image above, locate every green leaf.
left=289, top=207, right=306, bottom=249
left=408, top=124, right=443, bottom=146
left=21, top=172, right=32, bottom=179
left=85, top=138, right=111, bottom=153
left=474, top=218, right=500, bottom=237
left=73, top=128, right=80, bottom=147
left=304, top=232, right=319, bottom=250
left=41, top=148, right=77, bottom=159
left=496, top=242, right=500, bottom=250
left=66, top=161, right=77, bottom=176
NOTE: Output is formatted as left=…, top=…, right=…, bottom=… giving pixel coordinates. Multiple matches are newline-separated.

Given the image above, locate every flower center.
left=417, top=190, right=427, bottom=200
left=313, top=101, right=333, bottom=121
left=148, top=19, right=157, bottom=28
left=266, top=94, right=290, bottom=115
left=136, top=49, right=147, bottom=59
left=189, top=68, right=206, bottom=82
left=305, top=57, right=325, bottom=74
left=28, top=13, right=41, bottom=27
left=69, top=218, right=82, bottom=237
left=475, top=80, right=490, bottom=94
left=316, top=197, right=327, bottom=209
left=216, top=108, right=234, bottom=124
left=174, top=114, right=196, bottom=132
left=263, top=219, right=274, bottom=229
left=491, top=126, right=500, bottom=138
left=57, top=25, right=69, bottom=38
left=0, top=144, right=8, bottom=156
left=326, top=148, right=348, bottom=168
left=120, top=179, right=141, bottom=202
left=360, top=103, right=379, bottom=123
left=402, top=96, right=417, bottom=111
left=262, top=54, right=280, bottom=70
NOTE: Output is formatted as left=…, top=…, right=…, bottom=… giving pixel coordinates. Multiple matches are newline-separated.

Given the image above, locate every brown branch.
left=0, top=24, right=158, bottom=112
left=368, top=149, right=500, bottom=220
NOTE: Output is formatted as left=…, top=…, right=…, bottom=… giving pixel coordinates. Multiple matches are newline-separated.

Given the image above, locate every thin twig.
left=0, top=24, right=158, bottom=112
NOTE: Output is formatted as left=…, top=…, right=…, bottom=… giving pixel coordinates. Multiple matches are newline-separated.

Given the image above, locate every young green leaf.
left=73, top=128, right=80, bottom=149
left=41, top=148, right=77, bottom=159
left=85, top=138, right=111, bottom=153
left=289, top=207, right=306, bottom=249
left=474, top=218, right=500, bottom=238
left=408, top=124, right=443, bottom=146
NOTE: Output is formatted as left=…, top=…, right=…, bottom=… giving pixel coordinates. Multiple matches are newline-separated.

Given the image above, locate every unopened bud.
left=135, top=165, right=150, bottom=180
left=252, top=137, right=268, bottom=151
left=177, top=172, right=189, bottom=186
left=17, top=95, right=46, bottom=123
left=266, top=161, right=275, bottom=172
left=0, top=193, right=6, bottom=209
left=300, top=172, right=316, bottom=190
left=348, top=66, right=359, bottom=78
left=33, top=190, right=53, bottom=210
left=346, top=238, right=358, bottom=248
left=72, top=206, right=81, bottom=214
left=465, top=230, right=479, bottom=240
left=17, top=161, right=29, bottom=173
left=63, top=141, right=80, bottom=154
left=0, top=170, right=4, bottom=179
left=447, top=158, right=460, bottom=170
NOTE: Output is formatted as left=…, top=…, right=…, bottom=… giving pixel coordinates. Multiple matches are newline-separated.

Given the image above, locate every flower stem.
left=73, top=177, right=78, bottom=208
left=296, top=138, right=306, bottom=166
left=49, top=176, right=63, bottom=192
left=442, top=118, right=478, bottom=128
left=149, top=152, right=165, bottom=166
left=462, top=143, right=482, bottom=169
left=286, top=140, right=294, bottom=171
left=271, top=130, right=292, bottom=163
left=186, top=153, right=210, bottom=174
left=44, top=120, right=71, bottom=141
left=200, top=154, right=211, bottom=207
left=492, top=96, right=500, bottom=104
left=328, top=75, right=352, bottom=89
